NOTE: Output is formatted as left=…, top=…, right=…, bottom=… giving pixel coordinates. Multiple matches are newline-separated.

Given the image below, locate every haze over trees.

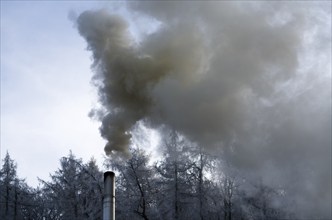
left=75, top=2, right=331, bottom=219
left=1, top=130, right=317, bottom=220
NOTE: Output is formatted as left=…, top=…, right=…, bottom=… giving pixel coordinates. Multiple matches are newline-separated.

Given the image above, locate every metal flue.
left=103, top=171, right=115, bottom=220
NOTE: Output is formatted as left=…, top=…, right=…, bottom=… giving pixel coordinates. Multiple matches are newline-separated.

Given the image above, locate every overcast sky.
left=0, top=1, right=117, bottom=186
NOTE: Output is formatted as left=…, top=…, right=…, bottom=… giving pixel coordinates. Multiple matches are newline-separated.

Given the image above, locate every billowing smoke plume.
left=76, top=2, right=331, bottom=218
left=76, top=8, right=208, bottom=156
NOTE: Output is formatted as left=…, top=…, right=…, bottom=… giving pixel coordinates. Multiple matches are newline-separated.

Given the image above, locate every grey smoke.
left=76, top=2, right=331, bottom=218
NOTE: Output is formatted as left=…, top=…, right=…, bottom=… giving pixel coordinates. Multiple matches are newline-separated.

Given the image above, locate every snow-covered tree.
left=0, top=152, right=18, bottom=219
left=78, top=158, right=103, bottom=219
left=0, top=152, right=39, bottom=219
left=154, top=131, right=199, bottom=220
left=40, top=151, right=103, bottom=220
left=106, top=147, right=158, bottom=220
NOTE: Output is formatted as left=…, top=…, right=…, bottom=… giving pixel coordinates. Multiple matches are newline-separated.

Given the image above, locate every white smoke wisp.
left=76, top=2, right=331, bottom=218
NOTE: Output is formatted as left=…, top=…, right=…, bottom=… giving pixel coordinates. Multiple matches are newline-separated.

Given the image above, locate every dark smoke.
left=76, top=2, right=331, bottom=218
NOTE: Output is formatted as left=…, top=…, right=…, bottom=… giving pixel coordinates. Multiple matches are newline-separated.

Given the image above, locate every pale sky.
left=1, top=1, right=118, bottom=186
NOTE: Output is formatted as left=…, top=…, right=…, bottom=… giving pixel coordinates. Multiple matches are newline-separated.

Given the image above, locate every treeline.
left=1, top=132, right=294, bottom=220
left=0, top=151, right=103, bottom=220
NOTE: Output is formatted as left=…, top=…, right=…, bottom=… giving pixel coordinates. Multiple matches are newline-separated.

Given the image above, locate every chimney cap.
left=104, top=171, right=115, bottom=178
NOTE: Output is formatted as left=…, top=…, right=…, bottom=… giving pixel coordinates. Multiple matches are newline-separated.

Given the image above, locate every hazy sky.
left=1, top=1, right=160, bottom=187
